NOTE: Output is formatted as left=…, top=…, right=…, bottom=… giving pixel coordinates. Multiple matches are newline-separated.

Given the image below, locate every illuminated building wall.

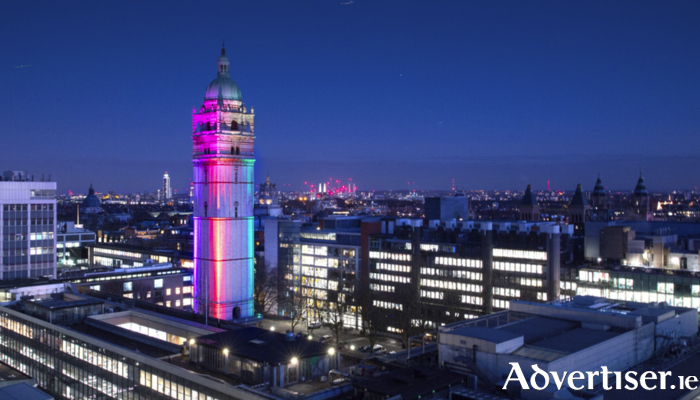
left=192, top=47, right=255, bottom=320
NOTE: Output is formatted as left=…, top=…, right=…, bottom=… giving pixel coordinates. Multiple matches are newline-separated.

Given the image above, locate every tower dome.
left=204, top=46, right=242, bottom=102
left=81, top=184, right=103, bottom=214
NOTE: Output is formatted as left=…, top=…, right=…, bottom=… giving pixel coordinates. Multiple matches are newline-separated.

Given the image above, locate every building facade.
left=192, top=47, right=255, bottom=320
left=368, top=220, right=573, bottom=334
left=1, top=175, right=57, bottom=279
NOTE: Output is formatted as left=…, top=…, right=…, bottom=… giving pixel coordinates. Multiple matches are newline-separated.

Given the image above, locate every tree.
left=325, top=303, right=345, bottom=348
left=132, top=280, right=151, bottom=301
left=254, top=263, right=279, bottom=316
left=288, top=287, right=308, bottom=334
left=395, top=284, right=430, bottom=348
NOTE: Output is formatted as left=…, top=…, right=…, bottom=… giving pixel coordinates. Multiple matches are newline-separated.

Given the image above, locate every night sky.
left=2, top=1, right=699, bottom=194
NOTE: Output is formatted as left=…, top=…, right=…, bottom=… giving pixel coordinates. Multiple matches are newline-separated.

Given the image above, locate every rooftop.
left=352, top=365, right=466, bottom=400
left=0, top=383, right=53, bottom=400
left=195, top=327, right=332, bottom=365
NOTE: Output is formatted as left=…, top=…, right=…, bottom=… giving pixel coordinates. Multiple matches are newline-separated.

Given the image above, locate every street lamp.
left=189, top=338, right=195, bottom=345
left=223, top=349, right=230, bottom=374
left=270, top=326, right=276, bottom=331
left=291, top=357, right=298, bottom=365
left=350, top=345, right=355, bottom=351
left=223, top=348, right=229, bottom=356
left=308, top=335, right=313, bottom=340
left=328, top=348, right=335, bottom=355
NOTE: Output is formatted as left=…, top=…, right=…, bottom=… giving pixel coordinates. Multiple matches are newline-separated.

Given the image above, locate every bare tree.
left=100, top=280, right=123, bottom=297
left=132, top=280, right=151, bottom=301
left=395, top=284, right=430, bottom=348
left=254, top=263, right=278, bottom=316
left=359, top=291, right=380, bottom=356
left=325, top=303, right=345, bottom=347
left=288, top=288, right=308, bottom=334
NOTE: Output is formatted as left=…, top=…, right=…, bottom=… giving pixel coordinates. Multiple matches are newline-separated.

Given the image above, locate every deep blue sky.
left=2, top=1, right=699, bottom=194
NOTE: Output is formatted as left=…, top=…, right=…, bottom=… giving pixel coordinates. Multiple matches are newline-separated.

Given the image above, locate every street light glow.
left=328, top=348, right=335, bottom=355
left=270, top=326, right=276, bottom=331
left=223, top=348, right=229, bottom=355
left=189, top=338, right=195, bottom=345
left=350, top=345, right=355, bottom=351
left=291, top=357, right=298, bottom=365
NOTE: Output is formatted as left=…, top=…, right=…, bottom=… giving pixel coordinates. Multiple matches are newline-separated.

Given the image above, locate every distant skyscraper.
left=163, top=172, right=172, bottom=199
left=192, top=46, right=255, bottom=320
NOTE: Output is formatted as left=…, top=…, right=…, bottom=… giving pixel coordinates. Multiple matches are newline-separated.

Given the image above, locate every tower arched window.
left=236, top=147, right=240, bottom=155
left=230, top=120, right=238, bottom=130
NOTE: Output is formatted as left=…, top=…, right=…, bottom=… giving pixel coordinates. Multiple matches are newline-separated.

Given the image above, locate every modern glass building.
left=0, top=305, right=258, bottom=400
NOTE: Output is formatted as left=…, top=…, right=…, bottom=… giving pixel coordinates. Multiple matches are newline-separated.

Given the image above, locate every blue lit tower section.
left=192, top=46, right=255, bottom=320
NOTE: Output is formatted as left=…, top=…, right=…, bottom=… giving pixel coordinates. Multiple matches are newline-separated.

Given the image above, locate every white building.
left=439, top=296, right=697, bottom=399
left=0, top=172, right=57, bottom=279
left=56, top=221, right=96, bottom=268
left=163, top=171, right=172, bottom=200
left=192, top=46, right=255, bottom=320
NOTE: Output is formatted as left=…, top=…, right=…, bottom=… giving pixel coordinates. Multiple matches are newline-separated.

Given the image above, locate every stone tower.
left=192, top=46, right=255, bottom=320
left=590, top=174, right=606, bottom=209
left=519, top=184, right=540, bottom=221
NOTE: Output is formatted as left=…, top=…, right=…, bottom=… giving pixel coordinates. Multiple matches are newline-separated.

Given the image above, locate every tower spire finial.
left=221, top=40, right=225, bottom=55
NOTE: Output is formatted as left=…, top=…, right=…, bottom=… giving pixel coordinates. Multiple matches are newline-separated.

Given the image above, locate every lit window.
left=175, top=287, right=181, bottom=295
left=166, top=289, right=172, bottom=296
left=175, top=300, right=181, bottom=307
left=154, top=279, right=163, bottom=289
left=166, top=301, right=171, bottom=308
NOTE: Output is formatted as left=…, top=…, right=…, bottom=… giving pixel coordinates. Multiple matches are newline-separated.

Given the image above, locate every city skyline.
left=3, top=1, right=700, bottom=192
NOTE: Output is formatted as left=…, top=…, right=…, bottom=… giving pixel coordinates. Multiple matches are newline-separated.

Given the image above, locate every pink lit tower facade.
left=192, top=47, right=255, bottom=320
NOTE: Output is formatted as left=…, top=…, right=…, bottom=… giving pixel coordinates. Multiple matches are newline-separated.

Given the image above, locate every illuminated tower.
left=192, top=46, right=255, bottom=320
left=163, top=171, right=172, bottom=199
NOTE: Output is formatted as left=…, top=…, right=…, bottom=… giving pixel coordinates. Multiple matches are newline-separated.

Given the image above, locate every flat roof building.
left=438, top=296, right=698, bottom=399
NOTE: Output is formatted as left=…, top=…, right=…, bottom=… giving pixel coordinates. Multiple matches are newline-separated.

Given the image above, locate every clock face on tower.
left=192, top=47, right=255, bottom=320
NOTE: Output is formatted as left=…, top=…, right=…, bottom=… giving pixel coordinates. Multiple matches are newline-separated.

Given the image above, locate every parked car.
left=358, top=345, right=370, bottom=353
left=320, top=335, right=333, bottom=343
left=307, top=321, right=322, bottom=329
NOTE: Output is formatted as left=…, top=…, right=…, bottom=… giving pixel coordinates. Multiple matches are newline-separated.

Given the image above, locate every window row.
left=369, top=251, right=411, bottom=261
left=494, top=261, right=544, bottom=275
left=370, top=283, right=395, bottom=293
left=420, top=279, right=481, bottom=293
left=377, top=262, right=410, bottom=273
left=434, top=257, right=482, bottom=268
left=370, top=273, right=410, bottom=284
left=493, top=248, right=547, bottom=260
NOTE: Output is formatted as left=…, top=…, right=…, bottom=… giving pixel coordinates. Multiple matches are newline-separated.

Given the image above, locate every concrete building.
left=56, top=221, right=96, bottom=268
left=265, top=216, right=367, bottom=328
left=438, top=296, right=697, bottom=399
left=424, top=192, right=471, bottom=222
left=0, top=172, right=57, bottom=279
left=368, top=219, right=574, bottom=333
left=192, top=46, right=255, bottom=320
left=0, top=297, right=268, bottom=399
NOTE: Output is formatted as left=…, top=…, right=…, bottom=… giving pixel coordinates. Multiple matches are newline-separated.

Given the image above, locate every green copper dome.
left=204, top=48, right=242, bottom=101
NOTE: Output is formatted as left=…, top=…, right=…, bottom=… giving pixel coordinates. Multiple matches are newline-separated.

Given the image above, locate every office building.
left=1, top=172, right=57, bottom=279
left=0, top=297, right=267, bottom=399
left=424, top=192, right=471, bottom=222
left=368, top=219, right=574, bottom=332
left=265, top=216, right=378, bottom=328
left=56, top=221, right=96, bottom=268
left=192, top=46, right=255, bottom=320
left=438, top=296, right=697, bottom=399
